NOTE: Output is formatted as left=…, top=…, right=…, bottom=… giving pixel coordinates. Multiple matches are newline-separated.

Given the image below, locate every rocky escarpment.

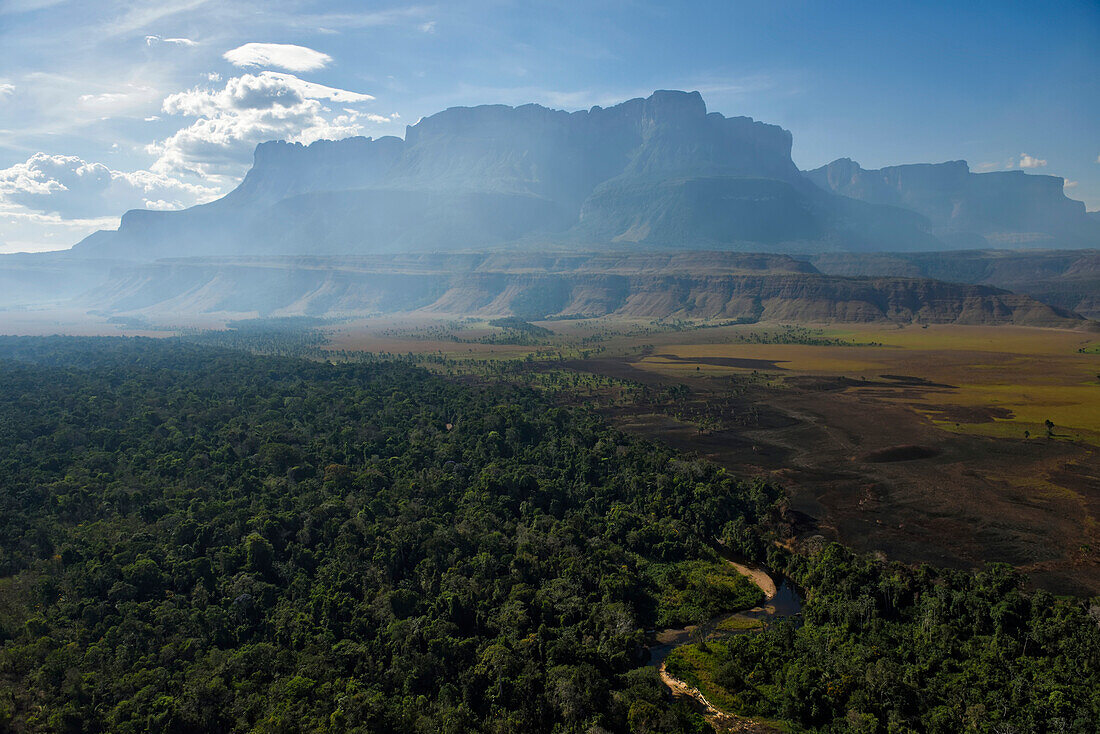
left=804, top=159, right=1100, bottom=249
left=809, top=249, right=1100, bottom=319
left=80, top=255, right=1085, bottom=327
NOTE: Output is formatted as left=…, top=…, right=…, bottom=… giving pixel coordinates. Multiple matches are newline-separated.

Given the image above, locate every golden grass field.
left=328, top=317, right=1100, bottom=448
left=631, top=324, right=1100, bottom=447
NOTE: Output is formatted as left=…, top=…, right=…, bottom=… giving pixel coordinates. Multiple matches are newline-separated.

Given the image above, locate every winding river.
left=646, top=558, right=803, bottom=728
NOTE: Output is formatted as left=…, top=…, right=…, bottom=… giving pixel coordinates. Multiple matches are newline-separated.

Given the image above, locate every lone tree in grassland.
left=1045, top=419, right=1055, bottom=438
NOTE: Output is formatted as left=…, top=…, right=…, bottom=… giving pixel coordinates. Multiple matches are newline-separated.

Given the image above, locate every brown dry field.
left=331, top=319, right=1100, bottom=595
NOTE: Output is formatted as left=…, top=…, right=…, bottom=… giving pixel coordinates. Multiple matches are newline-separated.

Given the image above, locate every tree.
left=245, top=533, right=275, bottom=577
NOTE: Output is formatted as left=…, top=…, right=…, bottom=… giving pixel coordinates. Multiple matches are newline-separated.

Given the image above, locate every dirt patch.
left=652, top=354, right=789, bottom=370
left=915, top=403, right=1015, bottom=423
left=725, top=559, right=777, bottom=599
left=860, top=445, right=940, bottom=463
left=785, top=375, right=866, bottom=391
left=878, top=374, right=957, bottom=388
left=560, top=354, right=1100, bottom=595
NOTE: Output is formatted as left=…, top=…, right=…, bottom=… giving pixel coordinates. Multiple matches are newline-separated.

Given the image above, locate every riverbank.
left=657, top=662, right=778, bottom=733
left=648, top=558, right=800, bottom=731
left=725, top=559, right=776, bottom=599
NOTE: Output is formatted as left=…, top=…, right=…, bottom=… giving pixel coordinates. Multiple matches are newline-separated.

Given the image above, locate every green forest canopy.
left=0, top=337, right=1096, bottom=733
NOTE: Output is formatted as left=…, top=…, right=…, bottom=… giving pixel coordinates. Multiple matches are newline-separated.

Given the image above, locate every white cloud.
left=145, top=34, right=199, bottom=47
left=143, top=198, right=184, bottom=210
left=0, top=152, right=219, bottom=218
left=257, top=71, right=373, bottom=103
left=419, top=21, right=437, bottom=33
left=1096, top=154, right=1100, bottom=164
left=1063, top=180, right=1078, bottom=188
left=72, top=83, right=160, bottom=114
left=206, top=72, right=221, bottom=82
left=80, top=92, right=133, bottom=105
left=149, top=72, right=376, bottom=177
left=223, top=43, right=332, bottom=72
left=1018, top=152, right=1047, bottom=169
left=0, top=83, right=13, bottom=96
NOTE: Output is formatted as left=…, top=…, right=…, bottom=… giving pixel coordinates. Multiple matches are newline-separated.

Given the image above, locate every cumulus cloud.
left=145, top=35, right=199, bottom=46
left=142, top=199, right=186, bottom=210
left=1018, top=153, right=1047, bottom=169
left=223, top=43, right=332, bottom=72
left=148, top=72, right=378, bottom=177
left=0, top=152, right=219, bottom=218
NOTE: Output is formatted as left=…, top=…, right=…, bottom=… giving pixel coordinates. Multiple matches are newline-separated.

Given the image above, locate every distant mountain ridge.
left=67, top=90, right=1099, bottom=261
left=73, top=90, right=952, bottom=259
left=3, top=90, right=1098, bottom=327
left=804, top=158, right=1099, bottom=249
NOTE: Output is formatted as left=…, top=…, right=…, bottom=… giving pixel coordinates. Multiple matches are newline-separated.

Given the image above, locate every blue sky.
left=0, top=0, right=1097, bottom=253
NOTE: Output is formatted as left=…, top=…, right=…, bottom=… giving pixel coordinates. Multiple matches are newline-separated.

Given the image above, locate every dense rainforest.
left=669, top=546, right=1100, bottom=733
left=0, top=336, right=1097, bottom=733
left=0, top=337, right=770, bottom=733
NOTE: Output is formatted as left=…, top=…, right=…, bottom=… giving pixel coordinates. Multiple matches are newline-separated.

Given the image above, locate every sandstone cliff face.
left=70, top=90, right=941, bottom=260
left=72, top=92, right=1098, bottom=261
left=805, top=159, right=1100, bottom=248
left=229, top=136, right=405, bottom=207
left=80, top=254, right=1084, bottom=327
